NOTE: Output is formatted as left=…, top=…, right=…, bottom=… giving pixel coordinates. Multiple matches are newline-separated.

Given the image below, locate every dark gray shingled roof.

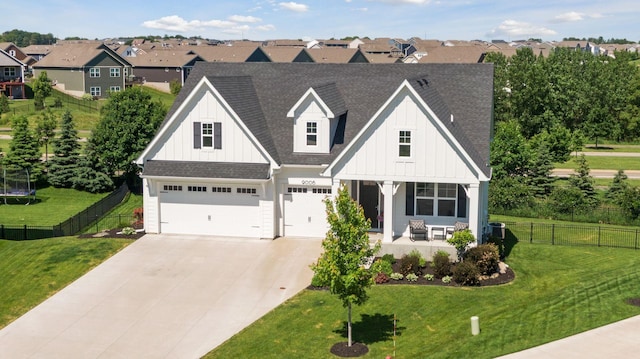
left=143, top=160, right=270, bottom=180
left=158, top=62, right=494, bottom=177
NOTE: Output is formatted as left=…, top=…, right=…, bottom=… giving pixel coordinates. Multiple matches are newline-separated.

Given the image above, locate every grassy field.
left=554, top=155, right=640, bottom=171
left=583, top=145, right=640, bottom=153
left=0, top=186, right=109, bottom=226
left=0, top=236, right=132, bottom=328
left=205, top=240, right=640, bottom=359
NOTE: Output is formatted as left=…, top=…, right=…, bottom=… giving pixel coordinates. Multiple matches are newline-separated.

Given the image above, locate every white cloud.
left=356, top=7, right=368, bottom=11
left=487, top=20, right=557, bottom=38
left=279, top=2, right=309, bottom=12
left=256, top=24, right=276, bottom=31
left=228, top=15, right=262, bottom=23
left=142, top=15, right=236, bottom=32
left=552, top=11, right=585, bottom=23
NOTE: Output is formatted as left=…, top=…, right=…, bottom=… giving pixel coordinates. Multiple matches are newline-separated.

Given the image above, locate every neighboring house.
left=20, top=44, right=52, bottom=61
left=0, top=48, right=26, bottom=99
left=125, top=50, right=204, bottom=91
left=136, top=63, right=494, bottom=243
left=32, top=43, right=131, bottom=98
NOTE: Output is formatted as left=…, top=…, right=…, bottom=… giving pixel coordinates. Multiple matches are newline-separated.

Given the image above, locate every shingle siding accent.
left=142, top=160, right=270, bottom=180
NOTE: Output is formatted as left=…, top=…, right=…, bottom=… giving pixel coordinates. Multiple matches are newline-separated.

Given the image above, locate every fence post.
left=23, top=224, right=27, bottom=241
left=530, top=222, right=533, bottom=243
left=598, top=227, right=601, bottom=247
left=636, top=229, right=638, bottom=250
left=551, top=224, right=555, bottom=245
left=1, top=224, right=4, bottom=239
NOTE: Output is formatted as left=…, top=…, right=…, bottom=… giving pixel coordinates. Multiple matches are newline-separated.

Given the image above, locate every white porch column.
left=382, top=180, right=394, bottom=243
left=468, top=183, right=480, bottom=243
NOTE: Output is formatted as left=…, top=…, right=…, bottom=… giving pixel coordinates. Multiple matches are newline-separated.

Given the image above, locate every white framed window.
left=399, top=130, right=411, bottom=157
left=124, top=67, right=129, bottom=77
left=287, top=187, right=308, bottom=193
left=415, top=183, right=457, bottom=217
left=9, top=50, right=16, bottom=57
left=202, top=123, right=213, bottom=147
left=212, top=187, right=231, bottom=193
left=195, top=122, right=222, bottom=149
left=4, top=67, right=16, bottom=77
left=306, top=122, right=317, bottom=146
left=163, top=185, right=182, bottom=191
left=109, top=86, right=121, bottom=92
left=89, top=68, right=100, bottom=78
left=311, top=188, right=331, bottom=194
left=110, top=68, right=120, bottom=77
left=90, top=87, right=101, bottom=97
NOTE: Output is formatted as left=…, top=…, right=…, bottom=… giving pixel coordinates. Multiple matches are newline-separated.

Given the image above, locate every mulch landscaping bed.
left=78, top=225, right=146, bottom=240
left=330, top=342, right=369, bottom=357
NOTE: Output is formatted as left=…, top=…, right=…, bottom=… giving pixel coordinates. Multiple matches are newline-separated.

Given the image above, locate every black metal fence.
left=504, top=221, right=640, bottom=250
left=0, top=183, right=129, bottom=240
left=492, top=205, right=640, bottom=227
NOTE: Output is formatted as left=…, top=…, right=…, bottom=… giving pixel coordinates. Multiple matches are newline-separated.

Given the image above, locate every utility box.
left=489, top=222, right=505, bottom=240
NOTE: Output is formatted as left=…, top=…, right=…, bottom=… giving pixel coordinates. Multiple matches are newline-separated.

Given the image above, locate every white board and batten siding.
left=332, top=90, right=479, bottom=184
left=145, top=87, right=269, bottom=165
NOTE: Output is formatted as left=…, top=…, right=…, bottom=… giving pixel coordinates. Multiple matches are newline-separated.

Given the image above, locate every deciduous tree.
left=311, top=185, right=380, bottom=348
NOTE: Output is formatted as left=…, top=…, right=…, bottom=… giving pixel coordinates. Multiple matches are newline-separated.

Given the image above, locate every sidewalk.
left=497, top=315, right=640, bottom=358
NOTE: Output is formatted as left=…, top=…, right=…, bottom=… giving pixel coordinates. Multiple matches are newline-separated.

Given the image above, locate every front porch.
left=368, top=231, right=457, bottom=261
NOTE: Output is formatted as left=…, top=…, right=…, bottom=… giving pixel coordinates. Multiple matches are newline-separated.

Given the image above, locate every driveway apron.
left=0, top=234, right=322, bottom=358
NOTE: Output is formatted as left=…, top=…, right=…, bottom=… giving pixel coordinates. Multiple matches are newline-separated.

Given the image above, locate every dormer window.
left=306, top=122, right=317, bottom=146
left=399, top=130, right=411, bottom=157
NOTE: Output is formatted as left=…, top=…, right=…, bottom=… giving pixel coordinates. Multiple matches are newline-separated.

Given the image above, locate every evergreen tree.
left=527, top=139, right=554, bottom=198
left=48, top=111, right=81, bottom=188
left=568, top=154, right=598, bottom=207
left=72, top=156, right=114, bottom=193
left=311, top=185, right=380, bottom=348
left=606, top=169, right=629, bottom=202
left=0, top=93, right=9, bottom=116
left=3, top=115, right=43, bottom=181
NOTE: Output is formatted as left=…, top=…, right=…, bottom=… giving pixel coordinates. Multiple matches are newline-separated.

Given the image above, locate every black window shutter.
left=193, top=122, right=201, bottom=149
left=457, top=184, right=468, bottom=217
left=213, top=122, right=222, bottom=149
left=405, top=182, right=414, bottom=216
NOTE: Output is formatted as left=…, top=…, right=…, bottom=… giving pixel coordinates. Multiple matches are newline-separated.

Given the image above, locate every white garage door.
left=283, top=186, right=331, bottom=238
left=160, top=185, right=261, bottom=238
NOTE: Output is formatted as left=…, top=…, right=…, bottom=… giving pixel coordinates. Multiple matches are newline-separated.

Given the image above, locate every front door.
left=359, top=181, right=380, bottom=229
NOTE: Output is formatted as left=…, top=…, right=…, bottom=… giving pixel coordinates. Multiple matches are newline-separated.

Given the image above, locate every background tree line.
left=0, top=29, right=57, bottom=47
left=485, top=47, right=640, bottom=222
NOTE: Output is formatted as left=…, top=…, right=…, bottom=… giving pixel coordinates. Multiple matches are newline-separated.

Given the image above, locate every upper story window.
left=306, top=122, right=317, bottom=146
left=4, top=68, right=16, bottom=77
left=89, top=68, right=100, bottom=78
left=193, top=121, right=222, bottom=149
left=9, top=50, right=16, bottom=57
left=399, top=130, right=411, bottom=157
left=110, top=68, right=120, bottom=77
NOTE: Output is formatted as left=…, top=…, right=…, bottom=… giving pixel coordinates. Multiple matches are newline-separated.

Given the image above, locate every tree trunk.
left=348, top=302, right=352, bottom=347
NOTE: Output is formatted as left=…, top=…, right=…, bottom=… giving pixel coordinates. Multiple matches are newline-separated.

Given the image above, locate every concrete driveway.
left=0, top=234, right=322, bottom=358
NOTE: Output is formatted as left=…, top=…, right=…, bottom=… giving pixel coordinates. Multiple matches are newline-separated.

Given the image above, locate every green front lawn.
left=205, top=241, right=640, bottom=358
left=0, top=236, right=132, bottom=328
left=0, top=186, right=109, bottom=225
left=555, top=156, right=640, bottom=171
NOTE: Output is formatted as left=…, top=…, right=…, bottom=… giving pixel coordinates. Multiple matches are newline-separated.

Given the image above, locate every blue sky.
left=2, top=0, right=639, bottom=42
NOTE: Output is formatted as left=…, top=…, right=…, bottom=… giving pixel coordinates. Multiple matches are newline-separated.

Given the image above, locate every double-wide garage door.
left=159, top=185, right=261, bottom=238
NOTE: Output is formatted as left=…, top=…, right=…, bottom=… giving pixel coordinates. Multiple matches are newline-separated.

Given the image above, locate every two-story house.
left=135, top=63, right=494, bottom=244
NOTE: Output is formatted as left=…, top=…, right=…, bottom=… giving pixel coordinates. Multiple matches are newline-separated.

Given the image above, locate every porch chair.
left=409, top=219, right=428, bottom=241
left=446, top=221, right=469, bottom=239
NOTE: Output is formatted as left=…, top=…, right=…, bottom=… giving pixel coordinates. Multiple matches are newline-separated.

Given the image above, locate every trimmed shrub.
left=399, top=253, right=421, bottom=276
left=465, top=243, right=500, bottom=275
left=311, top=273, right=327, bottom=287
left=374, top=272, right=389, bottom=284
left=381, top=253, right=396, bottom=264
left=408, top=249, right=427, bottom=267
left=370, top=258, right=393, bottom=277
left=432, top=250, right=452, bottom=277
left=442, top=276, right=452, bottom=284
left=405, top=273, right=418, bottom=282
left=390, top=272, right=404, bottom=280
left=424, top=274, right=434, bottom=281
left=453, top=261, right=480, bottom=286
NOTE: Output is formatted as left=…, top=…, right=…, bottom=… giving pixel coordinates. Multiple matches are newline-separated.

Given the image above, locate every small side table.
left=432, top=227, right=445, bottom=240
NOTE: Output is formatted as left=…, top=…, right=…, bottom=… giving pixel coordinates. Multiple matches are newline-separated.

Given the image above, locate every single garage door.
left=284, top=186, right=331, bottom=237
left=160, top=185, right=261, bottom=238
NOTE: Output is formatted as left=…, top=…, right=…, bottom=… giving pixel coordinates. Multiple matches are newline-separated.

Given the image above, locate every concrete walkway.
left=0, top=234, right=322, bottom=359
left=498, top=315, right=640, bottom=358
